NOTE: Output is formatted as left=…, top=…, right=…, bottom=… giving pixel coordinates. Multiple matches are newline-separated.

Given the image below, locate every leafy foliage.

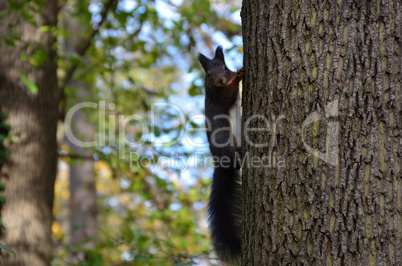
left=2, top=0, right=243, bottom=264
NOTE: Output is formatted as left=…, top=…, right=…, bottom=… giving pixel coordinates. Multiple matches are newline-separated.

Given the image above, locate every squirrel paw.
left=237, top=67, right=244, bottom=80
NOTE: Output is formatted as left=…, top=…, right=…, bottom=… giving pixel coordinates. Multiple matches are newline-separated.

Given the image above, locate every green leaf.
left=188, top=85, right=202, bottom=97
left=0, top=149, right=6, bottom=163
left=39, top=25, right=50, bottom=32
left=29, top=49, right=48, bottom=67
left=8, top=0, right=23, bottom=9
left=0, top=244, right=16, bottom=257
left=4, top=39, right=15, bottom=46
left=0, top=123, right=11, bottom=134
left=21, top=75, right=38, bottom=94
left=154, top=126, right=161, bottom=137
left=33, top=0, right=47, bottom=6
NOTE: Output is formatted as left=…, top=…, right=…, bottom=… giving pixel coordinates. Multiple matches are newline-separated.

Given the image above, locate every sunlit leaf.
left=21, top=75, right=38, bottom=94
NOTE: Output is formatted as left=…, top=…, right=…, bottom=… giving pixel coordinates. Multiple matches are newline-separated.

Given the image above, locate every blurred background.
left=0, top=0, right=243, bottom=264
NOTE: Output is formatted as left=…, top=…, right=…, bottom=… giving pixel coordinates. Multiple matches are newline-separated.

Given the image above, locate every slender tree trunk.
left=0, top=1, right=59, bottom=265
left=65, top=68, right=97, bottom=264
left=241, top=0, right=401, bottom=264
left=66, top=106, right=97, bottom=263
left=60, top=6, right=98, bottom=263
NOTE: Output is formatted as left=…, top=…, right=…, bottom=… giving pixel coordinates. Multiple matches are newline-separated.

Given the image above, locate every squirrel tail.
left=208, top=167, right=242, bottom=263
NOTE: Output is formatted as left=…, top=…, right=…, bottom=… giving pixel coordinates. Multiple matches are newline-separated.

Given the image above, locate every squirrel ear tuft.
left=197, top=53, right=210, bottom=72
left=214, top=46, right=225, bottom=61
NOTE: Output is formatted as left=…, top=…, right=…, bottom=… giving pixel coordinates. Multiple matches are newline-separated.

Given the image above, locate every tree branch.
left=59, top=152, right=95, bottom=161
left=58, top=0, right=117, bottom=98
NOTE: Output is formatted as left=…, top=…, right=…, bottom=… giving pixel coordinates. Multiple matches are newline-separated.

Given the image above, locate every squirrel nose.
left=218, top=78, right=223, bottom=83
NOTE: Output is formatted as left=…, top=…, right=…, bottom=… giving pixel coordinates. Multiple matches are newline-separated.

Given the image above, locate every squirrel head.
left=197, top=46, right=236, bottom=88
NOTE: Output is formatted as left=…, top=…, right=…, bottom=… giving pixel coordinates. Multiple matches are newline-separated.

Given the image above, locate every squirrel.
left=197, top=46, right=243, bottom=263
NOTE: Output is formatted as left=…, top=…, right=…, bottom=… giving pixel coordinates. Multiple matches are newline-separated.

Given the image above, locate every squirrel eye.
left=224, top=66, right=227, bottom=70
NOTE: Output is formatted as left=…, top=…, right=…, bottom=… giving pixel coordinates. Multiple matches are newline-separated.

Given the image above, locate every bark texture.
left=241, top=0, right=401, bottom=264
left=0, top=1, right=59, bottom=265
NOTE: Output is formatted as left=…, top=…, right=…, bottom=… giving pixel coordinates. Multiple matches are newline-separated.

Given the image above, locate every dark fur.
left=197, top=46, right=243, bottom=263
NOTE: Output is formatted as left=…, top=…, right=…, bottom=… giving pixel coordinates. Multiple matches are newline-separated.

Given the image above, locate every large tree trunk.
left=241, top=0, right=401, bottom=264
left=0, top=1, right=59, bottom=265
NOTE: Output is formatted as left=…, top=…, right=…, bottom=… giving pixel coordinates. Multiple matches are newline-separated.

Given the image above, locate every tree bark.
left=66, top=104, right=97, bottom=263
left=63, top=11, right=98, bottom=262
left=57, top=5, right=98, bottom=262
left=0, top=1, right=59, bottom=265
left=241, top=0, right=401, bottom=265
